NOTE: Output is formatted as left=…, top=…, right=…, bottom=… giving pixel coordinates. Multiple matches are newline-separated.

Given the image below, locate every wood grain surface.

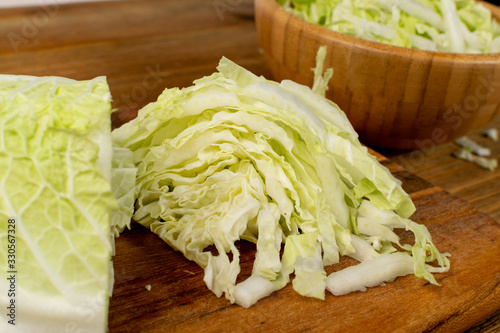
left=0, top=0, right=499, bottom=331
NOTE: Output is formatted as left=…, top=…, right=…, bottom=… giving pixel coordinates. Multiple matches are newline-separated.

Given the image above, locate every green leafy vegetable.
left=110, top=145, right=138, bottom=238
left=452, top=136, right=497, bottom=170
left=454, top=136, right=491, bottom=156
left=484, top=128, right=499, bottom=142
left=0, top=75, right=116, bottom=332
left=453, top=148, right=498, bottom=170
left=112, top=54, right=450, bottom=307
left=278, top=0, right=500, bottom=53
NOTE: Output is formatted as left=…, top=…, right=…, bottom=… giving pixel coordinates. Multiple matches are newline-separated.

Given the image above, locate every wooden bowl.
left=254, top=0, right=500, bottom=150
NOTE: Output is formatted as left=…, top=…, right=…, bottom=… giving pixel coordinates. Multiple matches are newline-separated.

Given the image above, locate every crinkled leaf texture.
left=0, top=75, right=116, bottom=332
left=112, top=57, right=450, bottom=307
left=110, top=145, right=138, bottom=238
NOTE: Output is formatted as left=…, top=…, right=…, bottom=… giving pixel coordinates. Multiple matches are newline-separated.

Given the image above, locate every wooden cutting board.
left=108, top=109, right=500, bottom=333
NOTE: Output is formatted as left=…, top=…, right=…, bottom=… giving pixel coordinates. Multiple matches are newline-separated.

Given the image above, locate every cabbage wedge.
left=112, top=55, right=450, bottom=307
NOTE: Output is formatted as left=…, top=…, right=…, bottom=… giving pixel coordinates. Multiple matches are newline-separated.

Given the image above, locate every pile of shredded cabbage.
left=278, top=0, right=500, bottom=53
left=112, top=50, right=450, bottom=307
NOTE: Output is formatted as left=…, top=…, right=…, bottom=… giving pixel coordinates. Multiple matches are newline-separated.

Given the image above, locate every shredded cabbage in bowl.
left=278, top=0, right=500, bottom=53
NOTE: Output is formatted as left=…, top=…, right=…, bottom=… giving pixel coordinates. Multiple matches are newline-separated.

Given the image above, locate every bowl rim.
left=256, top=0, right=500, bottom=62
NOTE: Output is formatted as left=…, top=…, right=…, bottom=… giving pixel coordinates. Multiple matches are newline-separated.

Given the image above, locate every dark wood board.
left=108, top=109, right=500, bottom=333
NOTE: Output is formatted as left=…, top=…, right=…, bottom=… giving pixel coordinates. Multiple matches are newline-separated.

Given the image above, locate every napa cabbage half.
left=0, top=75, right=118, bottom=332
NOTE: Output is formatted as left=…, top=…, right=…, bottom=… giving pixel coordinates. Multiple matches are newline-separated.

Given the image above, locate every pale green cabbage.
left=0, top=75, right=116, bottom=332
left=112, top=54, right=450, bottom=307
left=110, top=145, right=138, bottom=237
left=278, top=0, right=500, bottom=53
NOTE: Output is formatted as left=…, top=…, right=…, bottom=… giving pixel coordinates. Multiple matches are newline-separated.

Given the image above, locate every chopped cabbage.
left=0, top=75, right=116, bottom=332
left=112, top=54, right=450, bottom=307
left=453, top=148, right=498, bottom=170
left=110, top=145, right=138, bottom=237
left=484, top=128, right=499, bottom=142
left=454, top=136, right=491, bottom=156
left=326, top=252, right=415, bottom=296
left=278, top=0, right=500, bottom=53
